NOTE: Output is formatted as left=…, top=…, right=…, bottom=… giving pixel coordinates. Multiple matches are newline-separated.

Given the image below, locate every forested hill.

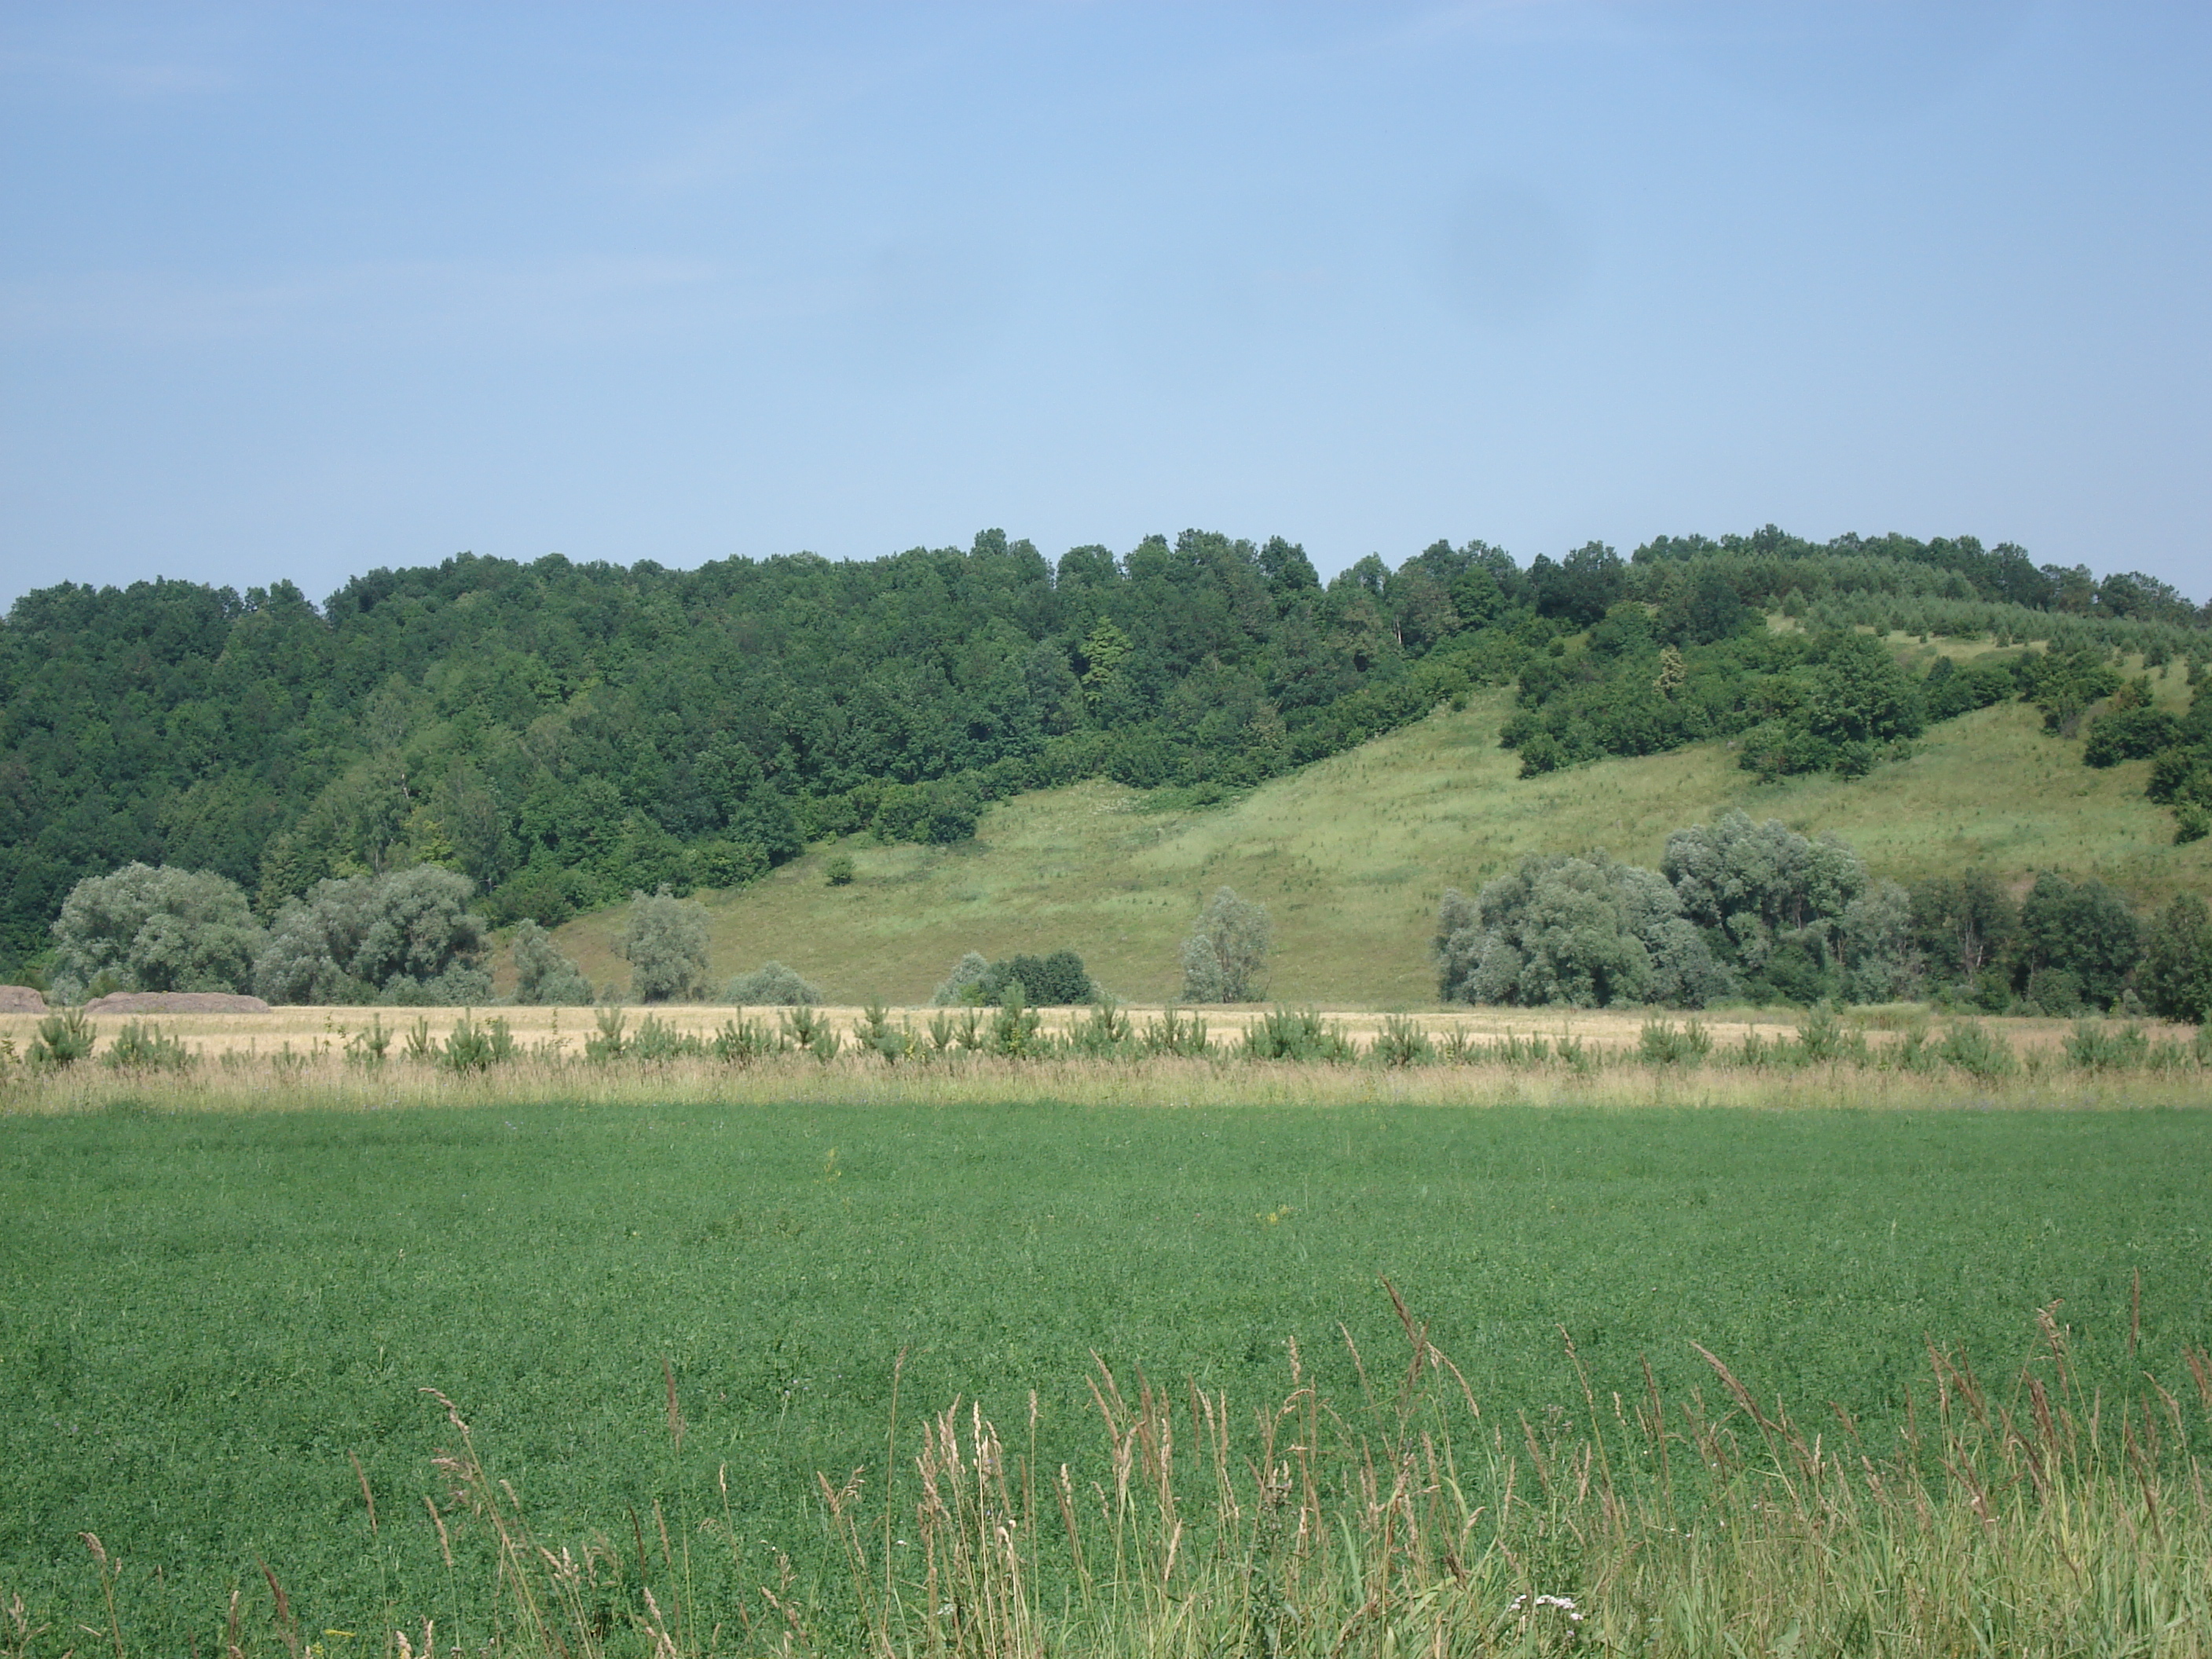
left=2, top=525, right=2207, bottom=974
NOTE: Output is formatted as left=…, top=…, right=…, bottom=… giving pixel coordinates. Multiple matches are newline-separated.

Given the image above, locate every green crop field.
left=544, top=642, right=2210, bottom=1008
left=5, top=1095, right=2208, bottom=1654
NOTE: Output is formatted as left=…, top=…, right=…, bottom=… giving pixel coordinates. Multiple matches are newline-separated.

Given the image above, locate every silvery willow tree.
left=1662, top=810, right=1921, bottom=1004
left=1180, top=888, right=1272, bottom=1002
left=725, top=961, right=820, bottom=1005
left=50, top=862, right=266, bottom=1002
left=511, top=918, right=594, bottom=1005
left=930, top=951, right=993, bottom=1006
left=1437, top=813, right=1923, bottom=1009
left=1435, top=853, right=1725, bottom=1009
left=617, top=888, right=712, bottom=1002
left=255, top=866, right=491, bottom=1005
left=1663, top=810, right=1862, bottom=1002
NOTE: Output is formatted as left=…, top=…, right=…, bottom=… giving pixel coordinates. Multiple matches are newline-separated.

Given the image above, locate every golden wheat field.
left=3, top=998, right=2197, bottom=1064
left=5, top=998, right=2207, bottom=1120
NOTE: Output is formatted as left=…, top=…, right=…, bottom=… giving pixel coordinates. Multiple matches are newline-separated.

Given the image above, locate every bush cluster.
left=255, top=866, right=492, bottom=1005
left=928, top=948, right=1095, bottom=1007
left=1437, top=812, right=1905, bottom=1010
left=1436, top=810, right=2212, bottom=1020
left=723, top=961, right=821, bottom=1005
left=1911, top=873, right=2208, bottom=1019
left=47, top=861, right=501, bottom=1008
left=510, top=919, right=593, bottom=1005
left=1502, top=621, right=1935, bottom=782
left=47, top=863, right=265, bottom=1003
left=2132, top=670, right=2212, bottom=838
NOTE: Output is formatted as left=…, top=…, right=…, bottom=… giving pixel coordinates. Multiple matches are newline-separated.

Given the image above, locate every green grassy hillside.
left=548, top=639, right=2207, bottom=1007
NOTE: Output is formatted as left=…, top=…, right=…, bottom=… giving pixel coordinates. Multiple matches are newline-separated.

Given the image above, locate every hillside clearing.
left=550, top=644, right=2207, bottom=1006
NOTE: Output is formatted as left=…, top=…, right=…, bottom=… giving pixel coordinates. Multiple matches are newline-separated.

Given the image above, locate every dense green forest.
left=3, top=524, right=2207, bottom=983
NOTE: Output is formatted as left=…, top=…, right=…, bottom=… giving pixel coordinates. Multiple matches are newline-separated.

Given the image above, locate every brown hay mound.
left=0, top=986, right=47, bottom=1013
left=81, top=991, right=273, bottom=1015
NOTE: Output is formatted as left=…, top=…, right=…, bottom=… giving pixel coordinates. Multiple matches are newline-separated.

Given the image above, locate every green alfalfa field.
left=5, top=1096, right=2212, bottom=1657
left=538, top=635, right=2210, bottom=1007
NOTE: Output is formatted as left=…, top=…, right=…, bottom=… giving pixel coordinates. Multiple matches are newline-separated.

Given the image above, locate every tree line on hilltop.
left=2, top=524, right=2207, bottom=991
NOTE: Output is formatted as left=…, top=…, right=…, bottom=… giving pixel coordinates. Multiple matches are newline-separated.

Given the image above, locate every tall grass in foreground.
left=43, top=1295, right=2206, bottom=1659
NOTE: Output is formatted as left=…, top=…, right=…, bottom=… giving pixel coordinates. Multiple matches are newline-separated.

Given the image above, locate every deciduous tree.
left=51, top=863, right=266, bottom=1002
left=511, top=919, right=593, bottom=1005
left=618, top=888, right=712, bottom=1002
left=1180, top=888, right=1272, bottom=1002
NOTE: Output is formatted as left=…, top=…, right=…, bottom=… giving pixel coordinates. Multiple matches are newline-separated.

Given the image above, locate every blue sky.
left=2, top=2, right=2207, bottom=608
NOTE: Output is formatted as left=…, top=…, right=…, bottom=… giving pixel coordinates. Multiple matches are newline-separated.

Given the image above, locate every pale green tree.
left=511, top=919, right=594, bottom=1005
left=51, top=863, right=266, bottom=1002
left=255, top=866, right=491, bottom=1005
left=1180, top=888, right=1272, bottom=1002
left=1436, top=854, right=1726, bottom=1009
left=618, top=889, right=712, bottom=1002
left=724, top=961, right=820, bottom=1005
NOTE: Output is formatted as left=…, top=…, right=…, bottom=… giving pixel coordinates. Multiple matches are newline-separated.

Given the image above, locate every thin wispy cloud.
left=0, top=256, right=734, bottom=346
left=626, top=53, right=934, bottom=200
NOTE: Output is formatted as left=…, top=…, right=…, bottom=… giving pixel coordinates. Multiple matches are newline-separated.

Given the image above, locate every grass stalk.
left=116, top=1299, right=2190, bottom=1659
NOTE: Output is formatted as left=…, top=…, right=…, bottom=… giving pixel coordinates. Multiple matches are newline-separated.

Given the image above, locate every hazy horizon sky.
left=3, top=2, right=2208, bottom=610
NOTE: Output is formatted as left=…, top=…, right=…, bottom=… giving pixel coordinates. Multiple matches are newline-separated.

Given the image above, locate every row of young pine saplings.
left=9, top=994, right=2212, bottom=1080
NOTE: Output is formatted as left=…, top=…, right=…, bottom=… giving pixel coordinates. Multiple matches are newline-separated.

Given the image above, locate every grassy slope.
left=551, top=642, right=2209, bottom=1007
